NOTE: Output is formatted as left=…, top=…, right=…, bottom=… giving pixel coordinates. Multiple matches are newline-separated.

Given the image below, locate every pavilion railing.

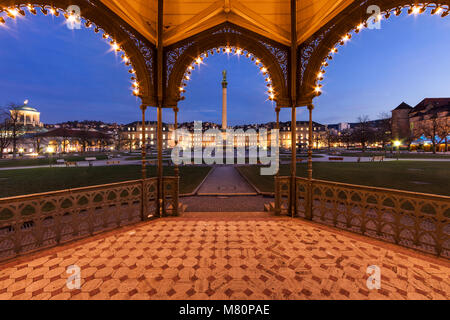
left=162, top=176, right=180, bottom=216
left=274, top=176, right=291, bottom=215
left=275, top=176, right=450, bottom=258
left=0, top=177, right=179, bottom=261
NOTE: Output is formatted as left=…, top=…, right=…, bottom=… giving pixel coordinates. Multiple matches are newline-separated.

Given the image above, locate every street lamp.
left=394, top=140, right=401, bottom=160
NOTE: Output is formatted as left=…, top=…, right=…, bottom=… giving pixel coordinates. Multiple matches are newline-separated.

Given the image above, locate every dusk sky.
left=0, top=12, right=449, bottom=125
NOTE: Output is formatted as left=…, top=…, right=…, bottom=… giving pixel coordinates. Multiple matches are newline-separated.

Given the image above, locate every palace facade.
left=392, top=98, right=450, bottom=142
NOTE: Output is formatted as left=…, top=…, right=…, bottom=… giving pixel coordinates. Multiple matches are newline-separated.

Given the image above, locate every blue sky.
left=0, top=12, right=449, bottom=125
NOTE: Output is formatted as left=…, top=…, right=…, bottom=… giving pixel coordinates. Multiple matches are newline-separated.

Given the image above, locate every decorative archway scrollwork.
left=0, top=0, right=156, bottom=105
left=164, top=22, right=290, bottom=109
left=298, top=0, right=450, bottom=105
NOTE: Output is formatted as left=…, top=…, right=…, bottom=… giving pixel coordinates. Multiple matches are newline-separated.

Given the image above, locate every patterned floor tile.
left=0, top=217, right=449, bottom=300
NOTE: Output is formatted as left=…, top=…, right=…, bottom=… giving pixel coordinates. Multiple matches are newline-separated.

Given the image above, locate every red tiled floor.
left=0, top=217, right=448, bottom=300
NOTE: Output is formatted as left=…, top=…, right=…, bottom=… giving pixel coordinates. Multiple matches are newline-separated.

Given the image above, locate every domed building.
left=10, top=100, right=43, bottom=127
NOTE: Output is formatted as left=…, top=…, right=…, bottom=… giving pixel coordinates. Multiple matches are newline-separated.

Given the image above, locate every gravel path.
left=182, top=195, right=272, bottom=212
left=197, top=166, right=257, bottom=195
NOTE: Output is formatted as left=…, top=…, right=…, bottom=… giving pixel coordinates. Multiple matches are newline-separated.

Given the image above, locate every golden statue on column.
left=222, top=70, right=228, bottom=130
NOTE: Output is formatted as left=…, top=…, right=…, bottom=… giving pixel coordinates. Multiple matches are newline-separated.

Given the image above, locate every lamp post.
left=394, top=140, right=401, bottom=160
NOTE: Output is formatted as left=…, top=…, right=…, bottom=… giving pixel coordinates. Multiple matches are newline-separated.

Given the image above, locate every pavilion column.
left=289, top=0, right=297, bottom=218
left=140, top=105, right=147, bottom=180
left=157, top=105, right=163, bottom=216
left=156, top=0, right=164, bottom=217
left=306, top=104, right=314, bottom=220
left=290, top=107, right=297, bottom=217
left=173, top=107, right=179, bottom=178
left=275, top=107, right=280, bottom=177
left=140, top=104, right=148, bottom=221
left=307, top=104, right=314, bottom=179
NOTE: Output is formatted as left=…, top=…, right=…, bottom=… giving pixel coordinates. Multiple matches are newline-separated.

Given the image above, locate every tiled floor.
left=0, top=217, right=448, bottom=300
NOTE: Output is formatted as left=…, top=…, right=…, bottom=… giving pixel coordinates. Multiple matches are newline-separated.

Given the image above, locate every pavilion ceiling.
left=100, top=0, right=355, bottom=46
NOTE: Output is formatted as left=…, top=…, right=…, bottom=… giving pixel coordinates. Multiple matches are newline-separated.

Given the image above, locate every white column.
left=222, top=77, right=228, bottom=130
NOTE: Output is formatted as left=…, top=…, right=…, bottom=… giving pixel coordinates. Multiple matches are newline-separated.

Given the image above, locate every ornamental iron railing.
left=0, top=177, right=179, bottom=261
left=275, top=176, right=450, bottom=258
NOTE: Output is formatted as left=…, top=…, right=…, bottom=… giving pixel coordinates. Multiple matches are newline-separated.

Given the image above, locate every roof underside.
left=100, top=0, right=355, bottom=46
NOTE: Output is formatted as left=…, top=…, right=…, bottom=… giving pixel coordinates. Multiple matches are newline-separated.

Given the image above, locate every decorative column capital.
left=140, top=104, right=148, bottom=111
left=308, top=104, right=314, bottom=111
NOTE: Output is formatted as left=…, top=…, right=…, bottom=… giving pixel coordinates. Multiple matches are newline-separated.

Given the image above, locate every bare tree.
left=124, top=136, right=136, bottom=153
left=375, top=112, right=392, bottom=152
left=436, top=119, right=449, bottom=153
left=415, top=115, right=448, bottom=154
left=32, top=135, right=42, bottom=154
left=339, top=129, right=353, bottom=150
left=77, top=128, right=92, bottom=153
left=0, top=109, right=11, bottom=158
left=5, top=103, right=23, bottom=159
left=323, top=128, right=338, bottom=151
left=114, top=130, right=124, bottom=151
left=352, top=115, right=375, bottom=152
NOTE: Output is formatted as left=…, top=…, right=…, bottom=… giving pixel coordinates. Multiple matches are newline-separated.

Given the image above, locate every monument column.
left=222, top=70, right=228, bottom=130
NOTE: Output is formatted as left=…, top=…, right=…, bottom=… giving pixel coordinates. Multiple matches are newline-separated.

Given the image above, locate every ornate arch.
left=164, top=22, right=290, bottom=109
left=0, top=0, right=156, bottom=105
left=298, top=0, right=450, bottom=105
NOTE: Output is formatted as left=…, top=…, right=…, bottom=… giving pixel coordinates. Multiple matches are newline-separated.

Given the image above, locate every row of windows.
left=127, top=127, right=168, bottom=131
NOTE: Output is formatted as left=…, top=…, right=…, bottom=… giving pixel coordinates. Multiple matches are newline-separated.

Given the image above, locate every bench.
left=296, top=158, right=304, bottom=163
left=106, top=160, right=121, bottom=165
left=85, top=157, right=97, bottom=167
left=56, top=159, right=65, bottom=165
left=371, top=156, right=384, bottom=162
left=329, top=157, right=344, bottom=161
left=65, top=161, right=78, bottom=167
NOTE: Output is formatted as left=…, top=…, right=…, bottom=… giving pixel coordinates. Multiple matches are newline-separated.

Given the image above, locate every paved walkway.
left=197, top=166, right=257, bottom=195
left=0, top=217, right=448, bottom=300
left=182, top=196, right=271, bottom=212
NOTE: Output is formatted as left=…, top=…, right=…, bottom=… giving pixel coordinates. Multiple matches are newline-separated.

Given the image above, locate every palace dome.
left=12, top=101, right=39, bottom=113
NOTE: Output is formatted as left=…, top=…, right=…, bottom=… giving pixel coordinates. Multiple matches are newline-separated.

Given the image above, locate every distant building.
left=279, top=121, right=327, bottom=149
left=391, top=102, right=413, bottom=140
left=10, top=100, right=43, bottom=128
left=338, top=122, right=350, bottom=131
left=121, top=121, right=174, bottom=150
left=391, top=98, right=450, bottom=141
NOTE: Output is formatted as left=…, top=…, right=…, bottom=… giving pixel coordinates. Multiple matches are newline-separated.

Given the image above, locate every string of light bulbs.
left=0, top=4, right=140, bottom=97
left=314, top=3, right=449, bottom=97
left=179, top=46, right=276, bottom=102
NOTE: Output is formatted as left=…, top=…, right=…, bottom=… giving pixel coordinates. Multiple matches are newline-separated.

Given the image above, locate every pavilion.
left=0, top=0, right=449, bottom=300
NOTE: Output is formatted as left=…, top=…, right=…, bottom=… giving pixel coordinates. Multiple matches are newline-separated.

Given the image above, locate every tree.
left=0, top=110, right=11, bottom=158
left=114, top=130, right=124, bottom=151
left=5, top=103, right=23, bottom=159
left=339, top=129, right=353, bottom=150
left=32, top=135, right=42, bottom=154
left=77, top=128, right=92, bottom=153
left=375, top=112, right=392, bottom=152
left=124, top=136, right=136, bottom=153
left=323, top=128, right=338, bottom=151
left=415, top=116, right=448, bottom=154
left=352, top=115, right=375, bottom=152
left=436, top=119, right=449, bottom=153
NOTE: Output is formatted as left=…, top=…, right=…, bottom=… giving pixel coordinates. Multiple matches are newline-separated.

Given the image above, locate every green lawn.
left=0, top=154, right=109, bottom=168
left=336, top=152, right=450, bottom=159
left=0, top=165, right=211, bottom=198
left=0, top=158, right=57, bottom=168
left=237, top=161, right=450, bottom=196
